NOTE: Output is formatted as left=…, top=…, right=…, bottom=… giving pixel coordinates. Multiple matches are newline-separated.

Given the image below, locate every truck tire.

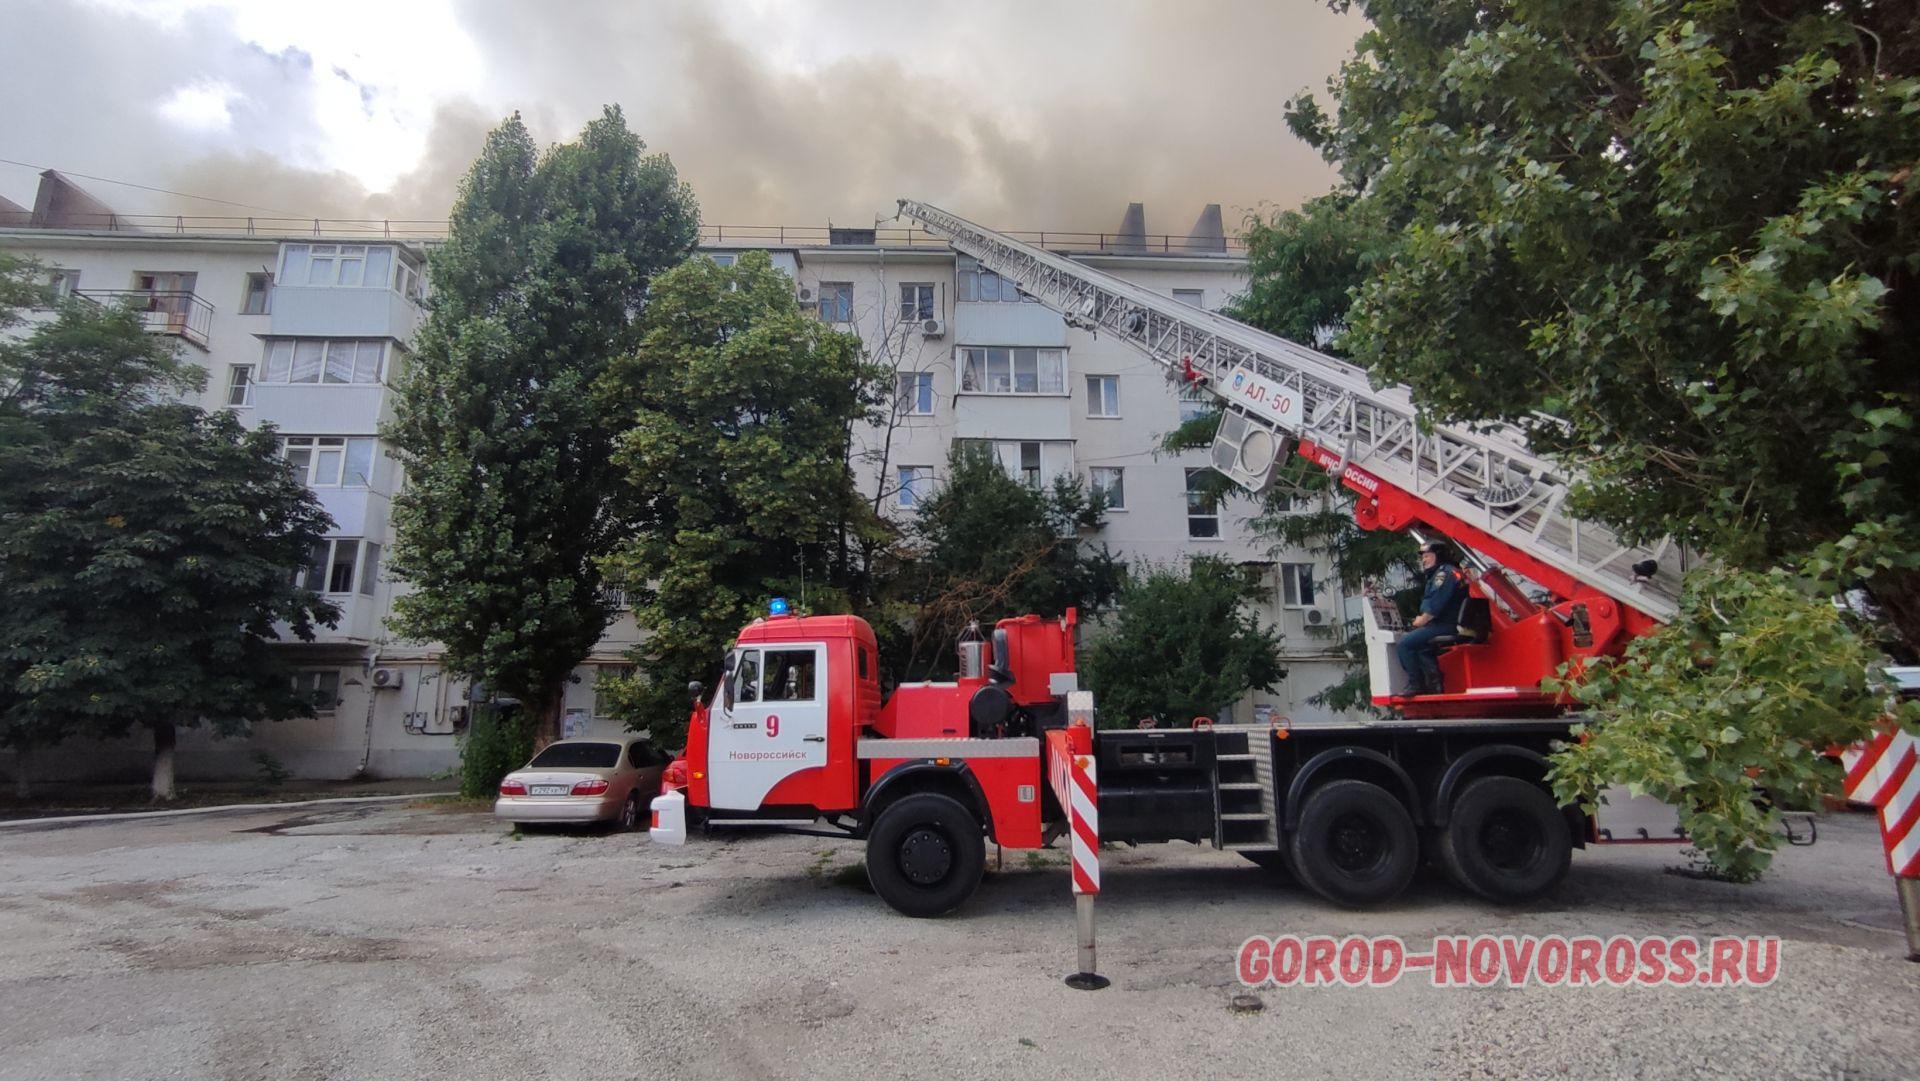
left=865, top=792, right=986, bottom=918
left=1437, top=776, right=1571, bottom=903
left=1287, top=779, right=1418, bottom=907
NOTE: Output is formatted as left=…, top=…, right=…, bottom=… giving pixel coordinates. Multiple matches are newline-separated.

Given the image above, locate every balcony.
left=75, top=290, right=213, bottom=349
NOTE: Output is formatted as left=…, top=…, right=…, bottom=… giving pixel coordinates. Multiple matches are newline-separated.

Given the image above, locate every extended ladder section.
left=897, top=200, right=1687, bottom=622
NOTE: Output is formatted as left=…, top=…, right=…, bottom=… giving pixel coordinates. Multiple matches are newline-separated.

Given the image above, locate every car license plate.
left=530, top=784, right=570, bottom=796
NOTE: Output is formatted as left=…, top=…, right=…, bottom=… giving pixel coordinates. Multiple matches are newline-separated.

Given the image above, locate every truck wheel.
left=1437, top=777, right=1570, bottom=903
left=865, top=793, right=986, bottom=918
left=1288, top=779, right=1417, bottom=907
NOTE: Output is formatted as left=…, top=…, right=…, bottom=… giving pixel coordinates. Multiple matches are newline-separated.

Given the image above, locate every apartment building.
left=0, top=172, right=1353, bottom=784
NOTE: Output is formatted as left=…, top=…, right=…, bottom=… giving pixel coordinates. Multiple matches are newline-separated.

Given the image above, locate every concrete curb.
left=0, top=791, right=460, bottom=830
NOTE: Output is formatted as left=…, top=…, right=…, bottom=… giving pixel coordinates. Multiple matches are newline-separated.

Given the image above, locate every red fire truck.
left=645, top=203, right=1693, bottom=917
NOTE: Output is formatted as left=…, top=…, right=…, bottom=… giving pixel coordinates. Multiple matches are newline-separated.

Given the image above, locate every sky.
left=0, top=0, right=1368, bottom=235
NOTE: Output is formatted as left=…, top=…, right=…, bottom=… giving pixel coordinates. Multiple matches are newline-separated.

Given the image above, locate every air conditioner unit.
left=1303, top=608, right=1331, bottom=628
left=920, top=318, right=947, bottom=338
left=370, top=667, right=404, bottom=690
left=796, top=286, right=816, bottom=303
left=1209, top=409, right=1291, bottom=493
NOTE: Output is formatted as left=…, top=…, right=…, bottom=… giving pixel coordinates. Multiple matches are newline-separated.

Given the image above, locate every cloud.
left=2, top=0, right=1366, bottom=234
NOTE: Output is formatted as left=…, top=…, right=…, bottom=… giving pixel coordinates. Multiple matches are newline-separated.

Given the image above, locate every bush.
left=458, top=705, right=536, bottom=799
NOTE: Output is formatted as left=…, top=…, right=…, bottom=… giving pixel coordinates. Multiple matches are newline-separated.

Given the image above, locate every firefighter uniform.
left=1397, top=560, right=1466, bottom=694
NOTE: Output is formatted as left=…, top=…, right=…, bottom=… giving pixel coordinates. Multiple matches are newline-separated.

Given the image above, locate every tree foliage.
left=1082, top=557, right=1286, bottom=727
left=385, top=107, right=699, bottom=740
left=595, top=252, right=883, bottom=747
left=0, top=256, right=336, bottom=799
left=887, top=444, right=1123, bottom=681
left=1548, top=568, right=1911, bottom=881
left=1294, top=0, right=1920, bottom=650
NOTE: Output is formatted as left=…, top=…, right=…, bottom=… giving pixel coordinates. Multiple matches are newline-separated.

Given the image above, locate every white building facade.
left=1, top=174, right=1354, bottom=785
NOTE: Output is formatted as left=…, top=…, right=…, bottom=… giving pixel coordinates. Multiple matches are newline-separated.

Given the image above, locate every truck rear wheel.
left=865, top=792, right=986, bottom=918
left=1288, top=779, right=1418, bottom=907
left=1437, top=776, right=1570, bottom=903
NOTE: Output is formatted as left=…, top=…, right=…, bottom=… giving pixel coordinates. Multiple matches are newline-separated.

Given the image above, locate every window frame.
left=226, top=364, right=255, bottom=408
left=816, top=281, right=854, bottom=323
left=1172, top=288, right=1205, bottom=309
left=282, top=436, right=377, bottom=488
left=292, top=669, right=342, bottom=713
left=241, top=272, right=272, bottom=315
left=897, top=371, right=934, bottom=416
left=897, top=465, right=932, bottom=508
left=47, top=269, right=81, bottom=300
left=1185, top=468, right=1221, bottom=539
left=1090, top=466, right=1126, bottom=511
left=899, top=282, right=935, bottom=321
left=258, top=339, right=387, bottom=385
left=1086, top=374, right=1121, bottom=417
left=279, top=243, right=403, bottom=290
left=959, top=347, right=1067, bottom=396
left=1281, top=562, right=1318, bottom=609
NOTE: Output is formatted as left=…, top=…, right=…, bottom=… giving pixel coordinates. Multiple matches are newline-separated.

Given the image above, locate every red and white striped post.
left=1842, top=726, right=1920, bottom=961
left=1052, top=691, right=1108, bottom=989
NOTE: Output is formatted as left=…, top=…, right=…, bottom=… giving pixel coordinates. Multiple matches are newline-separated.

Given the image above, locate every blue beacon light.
left=769, top=597, right=791, bottom=616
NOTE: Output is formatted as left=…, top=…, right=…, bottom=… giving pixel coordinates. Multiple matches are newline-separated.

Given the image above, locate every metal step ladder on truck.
left=648, top=201, right=1706, bottom=917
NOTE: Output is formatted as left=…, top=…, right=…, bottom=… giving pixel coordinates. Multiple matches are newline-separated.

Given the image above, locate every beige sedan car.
left=494, top=737, right=667, bottom=830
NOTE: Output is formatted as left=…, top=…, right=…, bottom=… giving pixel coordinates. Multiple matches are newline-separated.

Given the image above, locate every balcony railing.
left=2, top=212, right=1247, bottom=255
left=74, top=290, right=214, bottom=349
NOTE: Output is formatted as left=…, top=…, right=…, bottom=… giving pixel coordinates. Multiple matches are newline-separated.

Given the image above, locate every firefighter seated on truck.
left=1397, top=541, right=1467, bottom=695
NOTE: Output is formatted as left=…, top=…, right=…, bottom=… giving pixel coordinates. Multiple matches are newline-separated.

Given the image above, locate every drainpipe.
left=356, top=648, right=380, bottom=777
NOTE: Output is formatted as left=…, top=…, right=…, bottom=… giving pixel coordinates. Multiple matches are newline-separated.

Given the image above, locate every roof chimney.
left=1113, top=203, right=1147, bottom=253
left=1185, top=204, right=1226, bottom=254
left=32, top=170, right=121, bottom=230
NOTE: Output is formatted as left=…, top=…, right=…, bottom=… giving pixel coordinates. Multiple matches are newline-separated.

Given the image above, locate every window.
left=1090, top=466, right=1125, bottom=510
left=530, top=742, right=620, bottom=769
left=242, top=273, right=272, bottom=315
left=1173, top=288, right=1205, bottom=309
left=734, top=650, right=762, bottom=704
left=1086, top=375, right=1120, bottom=417
left=762, top=649, right=818, bottom=701
left=959, top=347, right=1066, bottom=394
left=1282, top=562, right=1318, bottom=608
left=1186, top=468, right=1220, bottom=538
left=898, top=465, right=932, bottom=508
left=1019, top=442, right=1042, bottom=488
left=260, top=339, right=386, bottom=384
left=897, top=372, right=934, bottom=415
left=957, top=256, right=1028, bottom=303
left=226, top=365, right=255, bottom=407
left=397, top=260, right=424, bottom=303
left=359, top=542, right=382, bottom=597
left=1179, top=381, right=1216, bottom=423
left=899, top=283, right=935, bottom=321
left=816, top=282, right=854, bottom=322
left=279, top=244, right=398, bottom=289
left=47, top=269, right=80, bottom=299
left=292, top=670, right=341, bottom=712
left=709, top=253, right=737, bottom=267
left=282, top=437, right=377, bottom=487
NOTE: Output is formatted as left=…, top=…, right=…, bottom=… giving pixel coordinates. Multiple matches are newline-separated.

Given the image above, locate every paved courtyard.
left=1, top=801, right=1915, bottom=1080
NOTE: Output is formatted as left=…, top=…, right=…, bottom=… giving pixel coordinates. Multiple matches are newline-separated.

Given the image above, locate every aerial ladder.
left=895, top=200, right=1692, bottom=716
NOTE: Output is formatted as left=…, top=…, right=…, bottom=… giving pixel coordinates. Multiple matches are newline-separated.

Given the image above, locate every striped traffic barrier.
left=1052, top=691, right=1108, bottom=990
left=1841, top=726, right=1920, bottom=960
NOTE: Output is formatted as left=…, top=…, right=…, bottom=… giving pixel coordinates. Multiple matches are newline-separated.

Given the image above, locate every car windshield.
left=527, top=742, right=620, bottom=769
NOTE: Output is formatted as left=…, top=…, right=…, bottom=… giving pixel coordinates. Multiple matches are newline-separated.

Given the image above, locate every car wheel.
left=864, top=792, right=986, bottom=918
left=1288, top=779, right=1418, bottom=908
left=618, top=793, right=641, bottom=832
left=1437, top=776, right=1571, bottom=903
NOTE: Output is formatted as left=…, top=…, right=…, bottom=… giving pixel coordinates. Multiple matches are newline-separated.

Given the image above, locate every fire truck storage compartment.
left=1094, top=729, right=1219, bottom=844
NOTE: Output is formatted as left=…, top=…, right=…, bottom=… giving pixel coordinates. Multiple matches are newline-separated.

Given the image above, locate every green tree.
left=0, top=261, right=337, bottom=800
left=385, top=107, right=699, bottom=743
left=595, top=252, right=884, bottom=747
left=1082, top=557, right=1286, bottom=727
left=1293, top=0, right=1920, bottom=650
left=1548, top=568, right=1911, bottom=881
left=891, top=444, right=1124, bottom=681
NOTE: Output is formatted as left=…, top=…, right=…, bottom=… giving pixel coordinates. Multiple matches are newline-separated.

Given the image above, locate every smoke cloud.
left=1, top=1, right=1366, bottom=235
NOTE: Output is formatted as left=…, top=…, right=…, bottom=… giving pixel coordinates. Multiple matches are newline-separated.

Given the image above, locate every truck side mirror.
left=722, top=673, right=735, bottom=713
left=687, top=681, right=705, bottom=706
